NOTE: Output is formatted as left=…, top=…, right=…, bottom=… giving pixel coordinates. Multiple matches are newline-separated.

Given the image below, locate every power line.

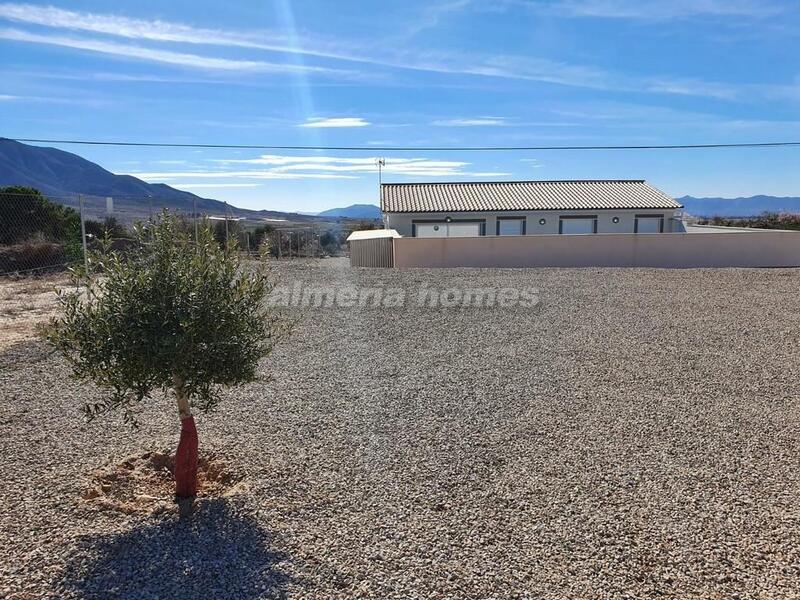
left=11, top=137, right=800, bottom=152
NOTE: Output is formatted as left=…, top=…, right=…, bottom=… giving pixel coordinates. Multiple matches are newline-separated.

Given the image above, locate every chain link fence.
left=0, top=189, right=367, bottom=276
left=1, top=191, right=84, bottom=275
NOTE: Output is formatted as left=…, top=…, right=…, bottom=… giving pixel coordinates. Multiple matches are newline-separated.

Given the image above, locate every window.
left=559, top=216, right=598, bottom=234
left=634, top=215, right=664, bottom=233
left=496, top=218, right=526, bottom=236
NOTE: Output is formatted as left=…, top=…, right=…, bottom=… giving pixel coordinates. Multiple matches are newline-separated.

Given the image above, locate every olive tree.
left=43, top=213, right=285, bottom=510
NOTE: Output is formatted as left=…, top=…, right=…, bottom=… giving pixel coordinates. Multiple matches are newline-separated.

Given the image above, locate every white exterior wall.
left=384, top=209, right=683, bottom=237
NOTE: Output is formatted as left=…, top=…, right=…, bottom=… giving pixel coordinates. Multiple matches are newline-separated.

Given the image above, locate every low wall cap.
left=346, top=229, right=401, bottom=242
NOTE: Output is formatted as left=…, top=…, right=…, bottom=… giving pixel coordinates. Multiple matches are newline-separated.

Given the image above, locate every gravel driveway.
left=1, top=260, right=799, bottom=598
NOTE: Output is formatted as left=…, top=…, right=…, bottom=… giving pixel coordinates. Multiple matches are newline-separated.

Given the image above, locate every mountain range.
left=0, top=138, right=321, bottom=223
left=316, top=204, right=381, bottom=219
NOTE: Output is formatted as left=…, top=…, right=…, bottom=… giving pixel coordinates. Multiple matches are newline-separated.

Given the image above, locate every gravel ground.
left=0, top=273, right=68, bottom=352
left=1, top=259, right=800, bottom=599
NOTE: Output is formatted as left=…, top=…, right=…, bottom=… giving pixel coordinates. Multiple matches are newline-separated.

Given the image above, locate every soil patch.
left=81, top=450, right=244, bottom=515
left=0, top=273, right=70, bottom=351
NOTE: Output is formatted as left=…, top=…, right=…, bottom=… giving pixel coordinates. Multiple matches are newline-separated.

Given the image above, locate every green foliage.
left=43, top=212, right=287, bottom=426
left=84, top=216, right=129, bottom=239
left=703, top=212, right=800, bottom=231
left=1, top=186, right=81, bottom=246
left=352, top=221, right=378, bottom=231
left=319, top=230, right=341, bottom=254
left=212, top=219, right=241, bottom=248
left=250, top=225, right=275, bottom=252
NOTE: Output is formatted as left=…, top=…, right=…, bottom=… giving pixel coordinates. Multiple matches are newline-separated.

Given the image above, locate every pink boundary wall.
left=392, top=232, right=800, bottom=268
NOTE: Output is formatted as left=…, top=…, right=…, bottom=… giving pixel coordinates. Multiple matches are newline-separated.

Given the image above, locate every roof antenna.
left=376, top=157, right=386, bottom=211
left=375, top=157, right=386, bottom=186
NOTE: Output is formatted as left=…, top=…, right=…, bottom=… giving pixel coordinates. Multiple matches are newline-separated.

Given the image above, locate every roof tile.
left=381, top=180, right=682, bottom=213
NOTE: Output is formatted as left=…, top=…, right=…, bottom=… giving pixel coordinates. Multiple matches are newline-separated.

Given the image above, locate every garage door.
left=414, top=223, right=447, bottom=237
left=498, top=218, right=525, bottom=236
left=559, top=217, right=597, bottom=234
left=635, top=216, right=663, bottom=233
left=447, top=222, right=482, bottom=237
left=414, top=222, right=483, bottom=237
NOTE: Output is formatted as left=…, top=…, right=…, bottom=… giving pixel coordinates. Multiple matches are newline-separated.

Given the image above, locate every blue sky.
left=2, top=0, right=799, bottom=212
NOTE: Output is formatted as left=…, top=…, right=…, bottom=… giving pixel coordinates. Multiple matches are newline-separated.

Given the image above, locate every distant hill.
left=0, top=138, right=317, bottom=223
left=0, top=138, right=218, bottom=207
left=316, top=204, right=381, bottom=219
left=680, top=195, right=800, bottom=217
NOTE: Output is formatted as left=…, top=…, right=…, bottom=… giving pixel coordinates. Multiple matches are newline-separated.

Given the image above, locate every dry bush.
left=0, top=239, right=68, bottom=274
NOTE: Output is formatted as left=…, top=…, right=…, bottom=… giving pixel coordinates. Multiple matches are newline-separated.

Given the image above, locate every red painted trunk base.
left=175, top=416, right=198, bottom=498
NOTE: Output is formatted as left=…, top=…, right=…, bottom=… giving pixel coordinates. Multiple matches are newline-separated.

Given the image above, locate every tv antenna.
left=376, top=157, right=386, bottom=186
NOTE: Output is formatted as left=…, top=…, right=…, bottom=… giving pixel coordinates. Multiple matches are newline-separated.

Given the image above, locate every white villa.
left=380, top=180, right=685, bottom=237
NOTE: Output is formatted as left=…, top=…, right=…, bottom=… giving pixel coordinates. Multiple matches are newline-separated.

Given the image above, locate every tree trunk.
left=173, top=375, right=198, bottom=513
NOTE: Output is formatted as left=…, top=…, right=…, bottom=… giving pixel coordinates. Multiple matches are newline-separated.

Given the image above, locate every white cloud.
left=298, top=117, right=371, bottom=128
left=0, top=3, right=755, bottom=100
left=216, top=155, right=378, bottom=166
left=432, top=117, right=508, bottom=126
left=0, top=3, right=356, bottom=58
left=519, top=0, right=785, bottom=20
left=401, top=0, right=475, bottom=37
left=217, top=155, right=469, bottom=176
left=0, top=90, right=107, bottom=106
left=173, top=183, right=262, bottom=189
left=0, top=3, right=277, bottom=46
left=133, top=155, right=509, bottom=180
left=0, top=27, right=353, bottom=75
left=644, top=77, right=740, bottom=100
left=520, top=158, right=544, bottom=168
left=131, top=170, right=358, bottom=181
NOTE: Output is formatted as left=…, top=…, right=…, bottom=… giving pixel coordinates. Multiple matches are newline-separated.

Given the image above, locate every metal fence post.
left=78, top=194, right=88, bottom=272
left=193, top=196, right=198, bottom=244
left=224, top=201, right=229, bottom=245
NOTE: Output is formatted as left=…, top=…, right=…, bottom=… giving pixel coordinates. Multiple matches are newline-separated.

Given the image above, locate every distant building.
left=381, top=180, right=684, bottom=237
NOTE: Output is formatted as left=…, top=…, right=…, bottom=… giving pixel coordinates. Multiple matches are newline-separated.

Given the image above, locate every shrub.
left=320, top=230, right=341, bottom=255
left=0, top=238, right=67, bottom=273
left=0, top=186, right=81, bottom=245
left=84, top=216, right=129, bottom=239
left=706, top=212, right=800, bottom=231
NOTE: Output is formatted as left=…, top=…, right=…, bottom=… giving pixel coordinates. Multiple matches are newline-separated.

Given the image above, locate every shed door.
left=559, top=217, right=596, bottom=234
